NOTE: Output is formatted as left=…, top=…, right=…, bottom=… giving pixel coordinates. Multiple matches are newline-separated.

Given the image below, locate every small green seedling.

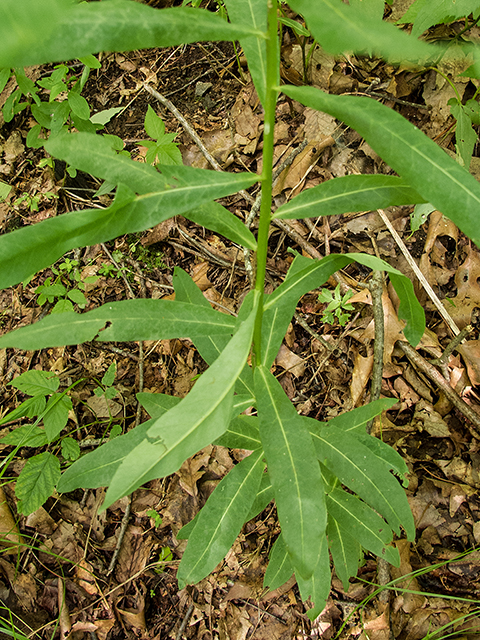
left=147, top=509, right=163, bottom=528
left=318, top=284, right=355, bottom=326
left=0, top=370, right=80, bottom=514
left=139, top=105, right=183, bottom=166
left=93, top=362, right=118, bottom=401
left=35, top=257, right=98, bottom=313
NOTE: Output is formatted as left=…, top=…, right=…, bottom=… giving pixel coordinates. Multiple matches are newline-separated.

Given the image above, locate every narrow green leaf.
left=57, top=420, right=153, bottom=493
left=255, top=365, right=327, bottom=580
left=101, top=300, right=258, bottom=509
left=0, top=299, right=236, bottom=350
left=137, top=393, right=181, bottom=419
left=177, top=448, right=264, bottom=587
left=287, top=0, right=437, bottom=61
left=214, top=415, right=261, bottom=450
left=246, top=471, right=274, bottom=520
left=307, top=420, right=415, bottom=539
left=10, top=370, right=58, bottom=396
left=328, top=398, right=397, bottom=433
left=186, top=202, right=257, bottom=251
left=282, top=86, right=480, bottom=249
left=274, top=175, right=426, bottom=220
left=264, top=535, right=294, bottom=591
left=295, top=534, right=331, bottom=621
left=356, top=434, right=409, bottom=480
left=262, top=252, right=424, bottom=369
left=2, top=2, right=263, bottom=69
left=43, top=393, right=72, bottom=443
left=90, top=106, right=125, bottom=126
left=326, top=486, right=400, bottom=566
left=0, top=180, right=12, bottom=202
left=327, top=516, right=363, bottom=591
left=15, top=452, right=61, bottom=515
left=173, top=267, right=256, bottom=399
left=223, top=0, right=269, bottom=106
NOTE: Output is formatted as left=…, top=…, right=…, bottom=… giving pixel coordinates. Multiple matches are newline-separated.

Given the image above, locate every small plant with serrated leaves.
left=0, top=370, right=80, bottom=515
left=2, top=0, right=480, bottom=617
left=318, top=284, right=355, bottom=326
left=139, top=105, right=183, bottom=166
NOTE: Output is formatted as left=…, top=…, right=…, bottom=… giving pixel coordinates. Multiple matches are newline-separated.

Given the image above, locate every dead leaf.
left=177, top=448, right=210, bottom=497
left=448, top=248, right=480, bottom=328
left=275, top=344, right=305, bottom=378
left=115, top=525, right=157, bottom=583
left=86, top=394, right=122, bottom=418
left=350, top=350, right=373, bottom=407
left=0, top=486, right=24, bottom=553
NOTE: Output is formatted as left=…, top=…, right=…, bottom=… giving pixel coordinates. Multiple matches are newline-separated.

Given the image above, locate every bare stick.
left=175, top=604, right=194, bottom=640
left=107, top=498, right=132, bottom=576
left=376, top=209, right=460, bottom=336
left=368, top=271, right=385, bottom=433
left=397, top=340, right=480, bottom=438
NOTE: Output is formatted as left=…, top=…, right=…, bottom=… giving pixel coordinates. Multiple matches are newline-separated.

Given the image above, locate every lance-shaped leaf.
left=307, top=419, right=415, bottom=540
left=328, top=398, right=397, bottom=433
left=246, top=471, right=274, bottom=520
left=282, top=86, right=480, bottom=249
left=136, top=393, right=181, bottom=419
left=264, top=534, right=294, bottom=592
left=186, top=202, right=257, bottom=251
left=0, top=169, right=257, bottom=290
left=287, top=0, right=438, bottom=62
left=262, top=252, right=424, bottom=369
left=214, top=415, right=261, bottom=450
left=173, top=267, right=255, bottom=399
left=46, top=132, right=168, bottom=194
left=274, top=175, right=426, bottom=220
left=327, top=516, right=363, bottom=591
left=255, top=365, right=326, bottom=580
left=0, top=300, right=236, bottom=350
left=101, top=300, right=257, bottom=509
left=177, top=448, right=264, bottom=588
left=223, top=0, right=269, bottom=107
left=58, top=420, right=153, bottom=493
left=295, top=534, right=331, bottom=621
left=326, top=486, right=400, bottom=566
left=2, top=1, right=262, bottom=68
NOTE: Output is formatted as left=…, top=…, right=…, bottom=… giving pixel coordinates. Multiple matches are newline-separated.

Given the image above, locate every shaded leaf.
left=43, top=393, right=72, bottom=442
left=326, top=486, right=400, bottom=566
left=295, top=534, right=331, bottom=621
left=327, top=516, right=363, bottom=591
left=177, top=449, right=264, bottom=587
left=264, top=534, right=294, bottom=591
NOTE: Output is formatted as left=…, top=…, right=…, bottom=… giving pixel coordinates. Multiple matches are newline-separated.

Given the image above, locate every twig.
left=375, top=209, right=461, bottom=337
left=175, top=604, right=194, bottom=640
left=144, top=83, right=255, bottom=205
left=368, top=271, right=385, bottom=431
left=294, top=311, right=334, bottom=352
left=430, top=325, right=473, bottom=369
left=397, top=340, right=480, bottom=439
left=107, top=498, right=132, bottom=576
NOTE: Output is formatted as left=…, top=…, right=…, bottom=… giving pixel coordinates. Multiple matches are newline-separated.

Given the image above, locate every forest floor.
left=1, top=1, right=480, bottom=639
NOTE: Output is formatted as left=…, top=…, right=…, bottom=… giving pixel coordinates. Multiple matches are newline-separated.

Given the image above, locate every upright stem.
left=252, top=0, right=279, bottom=367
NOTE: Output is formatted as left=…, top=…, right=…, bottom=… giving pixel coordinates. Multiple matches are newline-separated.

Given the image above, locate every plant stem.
left=253, top=0, right=279, bottom=367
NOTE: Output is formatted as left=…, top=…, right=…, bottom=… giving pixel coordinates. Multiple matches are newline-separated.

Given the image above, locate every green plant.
left=318, top=284, right=355, bottom=326
left=0, top=370, right=80, bottom=514
left=1, top=0, right=480, bottom=617
left=140, top=105, right=183, bottom=166
left=34, top=257, right=98, bottom=314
